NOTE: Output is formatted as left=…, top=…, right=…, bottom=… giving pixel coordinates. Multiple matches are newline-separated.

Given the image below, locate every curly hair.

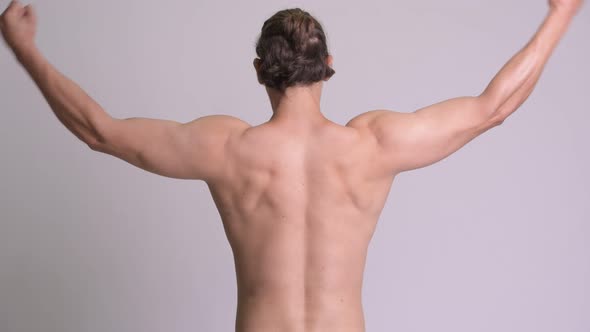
left=255, top=8, right=335, bottom=93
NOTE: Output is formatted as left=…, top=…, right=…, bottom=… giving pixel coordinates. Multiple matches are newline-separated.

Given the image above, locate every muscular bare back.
left=207, top=119, right=394, bottom=331
left=1, top=0, right=580, bottom=331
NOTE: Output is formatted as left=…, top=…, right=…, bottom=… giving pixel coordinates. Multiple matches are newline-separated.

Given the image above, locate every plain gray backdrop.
left=1, top=0, right=588, bottom=331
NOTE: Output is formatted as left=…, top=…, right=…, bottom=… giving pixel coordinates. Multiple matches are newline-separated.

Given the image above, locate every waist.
left=236, top=290, right=365, bottom=332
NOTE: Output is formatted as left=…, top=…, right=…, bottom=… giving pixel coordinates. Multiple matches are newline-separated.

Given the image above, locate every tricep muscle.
left=91, top=114, right=249, bottom=181
left=367, top=96, right=499, bottom=174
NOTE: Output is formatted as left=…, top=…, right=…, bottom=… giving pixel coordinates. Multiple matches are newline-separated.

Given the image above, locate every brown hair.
left=255, top=8, right=335, bottom=93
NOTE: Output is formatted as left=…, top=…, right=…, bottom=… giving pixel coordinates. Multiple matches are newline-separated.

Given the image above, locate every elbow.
left=489, top=114, right=505, bottom=127
left=476, top=93, right=499, bottom=118
left=86, top=137, right=104, bottom=152
left=86, top=134, right=110, bottom=152
left=475, top=94, right=505, bottom=127
left=87, top=113, right=115, bottom=152
left=484, top=108, right=507, bottom=127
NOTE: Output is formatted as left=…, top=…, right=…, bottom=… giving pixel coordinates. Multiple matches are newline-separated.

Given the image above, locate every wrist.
left=13, top=42, right=39, bottom=62
left=13, top=43, right=50, bottom=82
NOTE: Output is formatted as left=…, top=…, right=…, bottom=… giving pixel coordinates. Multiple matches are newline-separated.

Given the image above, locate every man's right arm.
left=349, top=1, right=583, bottom=175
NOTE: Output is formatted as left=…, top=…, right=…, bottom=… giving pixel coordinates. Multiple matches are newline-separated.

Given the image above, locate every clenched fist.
left=549, top=0, right=585, bottom=15
left=0, top=0, right=37, bottom=55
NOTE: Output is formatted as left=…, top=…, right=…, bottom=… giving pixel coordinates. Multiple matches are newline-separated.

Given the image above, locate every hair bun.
left=255, top=8, right=335, bottom=93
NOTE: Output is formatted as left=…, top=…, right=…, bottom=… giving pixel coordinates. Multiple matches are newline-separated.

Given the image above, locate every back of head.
left=255, top=8, right=335, bottom=93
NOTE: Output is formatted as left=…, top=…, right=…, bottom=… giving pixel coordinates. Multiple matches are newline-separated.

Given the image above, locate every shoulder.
left=181, top=115, right=251, bottom=181
left=180, top=115, right=251, bottom=163
left=185, top=114, right=251, bottom=129
left=345, top=109, right=410, bottom=145
left=182, top=114, right=251, bottom=138
left=345, top=109, right=398, bottom=129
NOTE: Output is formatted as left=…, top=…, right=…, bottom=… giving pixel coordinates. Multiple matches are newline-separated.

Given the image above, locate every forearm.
left=15, top=46, right=111, bottom=146
left=480, top=8, right=573, bottom=121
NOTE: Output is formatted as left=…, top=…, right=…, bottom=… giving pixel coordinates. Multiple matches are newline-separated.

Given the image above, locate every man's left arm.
left=2, top=1, right=248, bottom=181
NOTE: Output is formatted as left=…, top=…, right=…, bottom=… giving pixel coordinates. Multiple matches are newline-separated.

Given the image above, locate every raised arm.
left=348, top=0, right=583, bottom=175
left=480, top=0, right=583, bottom=121
left=1, top=1, right=250, bottom=181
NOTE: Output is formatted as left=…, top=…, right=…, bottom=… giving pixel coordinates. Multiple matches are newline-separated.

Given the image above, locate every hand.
left=549, top=0, right=585, bottom=15
left=0, top=0, right=37, bottom=55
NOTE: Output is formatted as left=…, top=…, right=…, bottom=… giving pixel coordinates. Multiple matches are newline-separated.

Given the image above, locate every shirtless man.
left=1, top=0, right=584, bottom=331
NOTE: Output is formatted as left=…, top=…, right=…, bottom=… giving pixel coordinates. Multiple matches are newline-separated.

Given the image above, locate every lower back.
left=235, top=287, right=366, bottom=332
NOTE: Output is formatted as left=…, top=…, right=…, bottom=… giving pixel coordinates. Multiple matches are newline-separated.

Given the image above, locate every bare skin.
left=1, top=0, right=583, bottom=331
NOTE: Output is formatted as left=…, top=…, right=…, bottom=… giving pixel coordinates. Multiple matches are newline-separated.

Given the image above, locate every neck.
left=266, top=82, right=329, bottom=127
